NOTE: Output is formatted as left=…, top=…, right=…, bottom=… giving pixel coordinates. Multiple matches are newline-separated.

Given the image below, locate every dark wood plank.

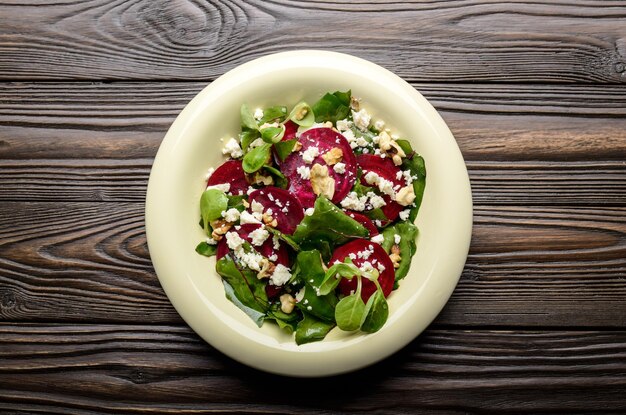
left=1, top=82, right=625, bottom=161
left=1, top=324, right=625, bottom=413
left=1, top=1, right=625, bottom=82
left=1, top=202, right=625, bottom=326
left=1, top=158, right=625, bottom=206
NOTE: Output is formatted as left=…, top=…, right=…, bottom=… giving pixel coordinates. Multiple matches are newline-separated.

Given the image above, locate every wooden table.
left=1, top=1, right=625, bottom=413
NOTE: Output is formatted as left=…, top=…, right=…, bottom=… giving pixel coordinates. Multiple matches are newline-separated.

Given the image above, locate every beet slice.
left=207, top=160, right=249, bottom=196
left=345, top=211, right=379, bottom=236
left=249, top=186, right=304, bottom=235
left=331, top=239, right=395, bottom=302
left=216, top=223, right=289, bottom=267
left=279, top=128, right=357, bottom=208
left=283, top=120, right=298, bottom=141
left=357, top=154, right=405, bottom=223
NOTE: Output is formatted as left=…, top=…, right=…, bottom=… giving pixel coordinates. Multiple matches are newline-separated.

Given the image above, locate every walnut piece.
left=280, top=293, right=295, bottom=314
left=395, top=184, right=416, bottom=206
left=251, top=172, right=274, bottom=186
left=257, top=259, right=276, bottom=280
left=293, top=141, right=303, bottom=151
left=321, top=147, right=343, bottom=165
left=210, top=219, right=233, bottom=241
left=390, top=244, right=401, bottom=269
left=262, top=212, right=278, bottom=227
left=309, top=163, right=335, bottom=200
left=378, top=130, right=406, bottom=166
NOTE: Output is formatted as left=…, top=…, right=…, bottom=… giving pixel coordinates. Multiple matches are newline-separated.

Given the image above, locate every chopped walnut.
left=242, top=199, right=250, bottom=208
left=390, top=244, right=401, bottom=268
left=350, top=96, right=360, bottom=111
left=257, top=259, right=276, bottom=279
left=295, top=107, right=308, bottom=121
left=323, top=121, right=333, bottom=128
left=210, top=219, right=233, bottom=240
left=293, top=141, right=303, bottom=151
left=378, top=130, right=406, bottom=166
left=280, top=293, right=296, bottom=314
left=395, top=184, right=416, bottom=206
left=310, top=163, right=335, bottom=199
left=321, top=147, right=343, bottom=165
left=262, top=212, right=278, bottom=227
left=251, top=172, right=274, bottom=186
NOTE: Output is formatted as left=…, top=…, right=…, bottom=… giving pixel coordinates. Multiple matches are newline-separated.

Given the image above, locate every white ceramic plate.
left=146, top=50, right=472, bottom=377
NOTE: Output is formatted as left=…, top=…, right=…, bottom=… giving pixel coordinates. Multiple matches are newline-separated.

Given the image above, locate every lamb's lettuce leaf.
left=311, top=90, right=351, bottom=123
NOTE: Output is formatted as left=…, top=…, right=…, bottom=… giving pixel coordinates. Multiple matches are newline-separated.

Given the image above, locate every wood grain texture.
left=0, top=1, right=626, bottom=82
left=1, top=202, right=625, bottom=326
left=0, top=324, right=625, bottom=413
left=1, top=82, right=626, bottom=161
left=1, top=158, right=625, bottom=207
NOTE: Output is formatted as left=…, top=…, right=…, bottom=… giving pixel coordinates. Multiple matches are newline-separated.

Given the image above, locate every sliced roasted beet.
left=265, top=284, right=283, bottom=300
left=279, top=128, right=357, bottom=208
left=249, top=186, right=304, bottom=235
left=283, top=120, right=298, bottom=141
left=207, top=160, right=249, bottom=196
left=357, top=154, right=405, bottom=223
left=216, top=223, right=289, bottom=267
left=331, top=238, right=395, bottom=302
left=345, top=211, right=379, bottom=237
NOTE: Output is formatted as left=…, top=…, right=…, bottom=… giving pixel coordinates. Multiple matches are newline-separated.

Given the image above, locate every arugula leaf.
left=195, top=241, right=217, bottom=257
left=382, top=222, right=418, bottom=282
left=216, top=256, right=269, bottom=327
left=259, top=105, right=288, bottom=125
left=311, top=90, right=351, bottom=123
left=262, top=165, right=288, bottom=189
left=335, top=292, right=365, bottom=331
left=274, top=138, right=298, bottom=162
left=295, top=312, right=335, bottom=345
left=292, top=196, right=369, bottom=249
left=288, top=102, right=315, bottom=127
left=200, top=189, right=228, bottom=234
left=242, top=143, right=272, bottom=173
left=360, top=289, right=388, bottom=333
left=240, top=104, right=259, bottom=130
left=239, top=129, right=260, bottom=153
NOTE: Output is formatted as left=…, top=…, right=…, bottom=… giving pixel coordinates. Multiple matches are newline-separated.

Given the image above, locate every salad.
left=195, top=91, right=426, bottom=345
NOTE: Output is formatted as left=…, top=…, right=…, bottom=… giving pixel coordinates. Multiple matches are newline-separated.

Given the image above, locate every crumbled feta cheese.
left=297, top=165, right=311, bottom=179
left=352, top=109, right=371, bottom=131
left=246, top=186, right=256, bottom=195
left=205, top=167, right=215, bottom=181
left=364, top=171, right=396, bottom=197
left=269, top=253, right=278, bottom=262
left=367, top=192, right=386, bottom=209
left=266, top=208, right=273, bottom=216
left=305, top=208, right=315, bottom=216
left=273, top=235, right=280, bottom=250
left=281, top=206, right=288, bottom=213
left=336, top=119, right=353, bottom=131
left=394, top=234, right=401, bottom=244
left=396, top=171, right=403, bottom=180
left=333, top=162, right=346, bottom=174
left=249, top=227, right=269, bottom=246
left=374, top=120, right=385, bottom=130
left=207, top=183, right=230, bottom=193
left=205, top=237, right=218, bottom=245
left=251, top=200, right=264, bottom=214
left=268, top=193, right=275, bottom=201
left=376, top=262, right=386, bottom=273
left=341, top=192, right=367, bottom=211
left=221, top=208, right=240, bottom=223
left=306, top=305, right=313, bottom=311
left=356, top=136, right=369, bottom=147
left=342, top=129, right=357, bottom=148
left=270, top=264, right=292, bottom=286
left=399, top=209, right=411, bottom=221
left=239, top=250, right=264, bottom=271
left=295, top=287, right=305, bottom=302
left=239, top=210, right=261, bottom=225
left=374, top=220, right=383, bottom=227
left=301, top=146, right=319, bottom=164
left=253, top=108, right=264, bottom=120
left=348, top=253, right=357, bottom=260
left=371, top=234, right=385, bottom=244
left=222, top=138, right=243, bottom=158
left=225, top=231, right=244, bottom=251
left=248, top=137, right=264, bottom=149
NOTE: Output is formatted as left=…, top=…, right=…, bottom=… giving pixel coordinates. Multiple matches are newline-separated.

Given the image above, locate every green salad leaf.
left=311, top=90, right=351, bottom=123
left=261, top=125, right=285, bottom=144
left=195, top=241, right=217, bottom=257
left=267, top=303, right=300, bottom=334
left=289, top=102, right=315, bottom=127
left=360, top=289, right=388, bottom=333
left=258, top=105, right=288, bottom=125
left=395, top=139, right=426, bottom=220
left=200, top=188, right=228, bottom=235
left=382, top=222, right=418, bottom=282
left=240, top=104, right=259, bottom=131
left=216, top=256, right=269, bottom=327
left=239, top=129, right=260, bottom=153
left=294, top=250, right=338, bottom=322
left=335, top=292, right=365, bottom=331
left=242, top=143, right=272, bottom=173
left=261, top=165, right=288, bottom=189
left=292, top=197, right=369, bottom=256
left=274, top=138, right=298, bottom=162
left=295, top=312, right=335, bottom=345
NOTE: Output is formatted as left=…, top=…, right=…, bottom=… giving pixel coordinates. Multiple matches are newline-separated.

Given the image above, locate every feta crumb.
left=367, top=192, right=386, bottom=209
left=333, top=162, right=346, bottom=174
left=251, top=200, right=264, bottom=214
left=205, top=237, right=218, bottom=245
left=281, top=206, right=288, bottom=213
left=246, top=186, right=256, bottom=195
left=348, top=253, right=357, bottom=260
left=225, top=231, right=244, bottom=251
left=222, top=137, right=243, bottom=158
left=374, top=119, right=385, bottom=130
left=269, top=253, right=278, bottom=262
left=305, top=208, right=315, bottom=216
left=207, top=183, right=230, bottom=193
left=376, top=262, right=386, bottom=273
left=356, top=136, right=369, bottom=147
left=371, top=234, right=385, bottom=244
left=396, top=171, right=403, bottom=180
left=295, top=287, right=305, bottom=302
left=248, top=137, right=264, bottom=149
left=273, top=235, right=280, bottom=250
left=240, top=210, right=261, bottom=225
left=297, top=165, right=311, bottom=180
left=239, top=250, right=264, bottom=271
left=306, top=305, right=312, bottom=311
left=340, top=192, right=367, bottom=211
left=399, top=209, right=411, bottom=221
left=221, top=208, right=240, bottom=223
left=394, top=234, right=402, bottom=244
left=270, top=264, right=292, bottom=286
left=268, top=193, right=275, bottom=201
left=352, top=109, right=371, bottom=131
left=253, top=108, right=264, bottom=120
left=250, top=227, right=270, bottom=246
left=301, top=146, right=319, bottom=164
left=374, top=220, right=383, bottom=227
left=364, top=171, right=395, bottom=197
left=205, top=167, right=215, bottom=181
left=336, top=119, right=353, bottom=131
